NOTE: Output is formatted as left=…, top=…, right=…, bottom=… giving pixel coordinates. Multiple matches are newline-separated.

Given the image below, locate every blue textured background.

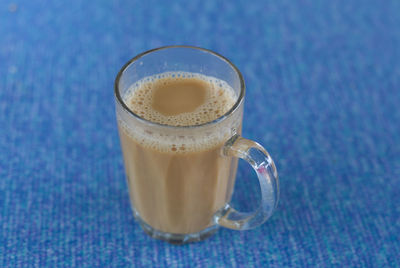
left=1, top=0, right=399, bottom=267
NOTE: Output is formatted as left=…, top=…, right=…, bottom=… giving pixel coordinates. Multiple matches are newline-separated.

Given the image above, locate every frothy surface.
left=118, top=72, right=241, bottom=153
left=124, top=72, right=236, bottom=126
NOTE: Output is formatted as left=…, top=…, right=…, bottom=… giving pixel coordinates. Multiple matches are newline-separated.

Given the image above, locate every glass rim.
left=114, top=45, right=245, bottom=129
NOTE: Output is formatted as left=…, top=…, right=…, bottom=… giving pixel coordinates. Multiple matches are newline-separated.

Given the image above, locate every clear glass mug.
left=114, top=46, right=279, bottom=244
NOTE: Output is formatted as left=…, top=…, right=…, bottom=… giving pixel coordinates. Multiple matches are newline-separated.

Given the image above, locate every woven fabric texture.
left=0, top=0, right=399, bottom=267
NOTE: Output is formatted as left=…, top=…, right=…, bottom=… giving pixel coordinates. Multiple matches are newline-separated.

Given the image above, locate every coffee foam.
left=124, top=72, right=236, bottom=126
left=117, top=72, right=242, bottom=153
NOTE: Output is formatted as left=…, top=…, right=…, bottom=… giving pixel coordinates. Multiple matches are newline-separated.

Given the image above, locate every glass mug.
left=114, top=46, right=279, bottom=244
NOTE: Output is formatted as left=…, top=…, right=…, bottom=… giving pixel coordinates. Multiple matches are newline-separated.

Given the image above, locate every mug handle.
left=214, top=134, right=279, bottom=230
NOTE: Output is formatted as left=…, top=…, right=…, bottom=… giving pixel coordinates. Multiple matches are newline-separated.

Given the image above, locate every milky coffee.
left=117, top=72, right=242, bottom=234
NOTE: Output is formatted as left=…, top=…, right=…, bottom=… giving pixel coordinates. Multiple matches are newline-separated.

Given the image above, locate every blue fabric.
left=1, top=0, right=399, bottom=266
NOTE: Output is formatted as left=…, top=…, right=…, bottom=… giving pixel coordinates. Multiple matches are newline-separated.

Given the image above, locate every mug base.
left=135, top=216, right=219, bottom=244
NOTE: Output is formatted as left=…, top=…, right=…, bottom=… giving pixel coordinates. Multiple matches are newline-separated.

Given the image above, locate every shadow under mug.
left=114, top=46, right=279, bottom=244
